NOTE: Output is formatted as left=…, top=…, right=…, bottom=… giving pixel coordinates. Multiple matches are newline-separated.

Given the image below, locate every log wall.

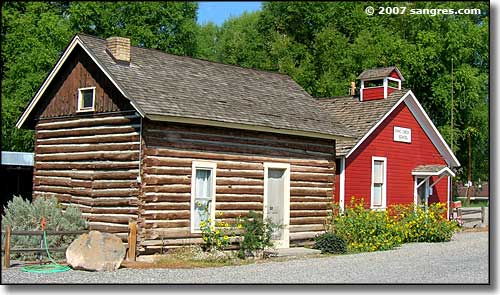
left=33, top=113, right=142, bottom=241
left=139, top=121, right=336, bottom=254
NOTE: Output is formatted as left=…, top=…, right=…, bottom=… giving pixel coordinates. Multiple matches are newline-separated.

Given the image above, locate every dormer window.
left=77, top=87, right=95, bottom=112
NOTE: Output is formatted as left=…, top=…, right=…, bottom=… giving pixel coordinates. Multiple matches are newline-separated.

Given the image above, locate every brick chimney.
left=106, top=37, right=130, bottom=64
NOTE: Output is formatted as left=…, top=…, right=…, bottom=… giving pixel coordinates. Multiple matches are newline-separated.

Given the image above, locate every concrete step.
left=265, top=247, right=321, bottom=258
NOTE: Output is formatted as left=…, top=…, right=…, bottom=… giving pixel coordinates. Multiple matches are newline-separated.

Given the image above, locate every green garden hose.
left=21, top=231, right=71, bottom=273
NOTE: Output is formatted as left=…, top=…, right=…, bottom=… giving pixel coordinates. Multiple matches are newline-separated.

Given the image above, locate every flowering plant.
left=199, top=207, right=232, bottom=251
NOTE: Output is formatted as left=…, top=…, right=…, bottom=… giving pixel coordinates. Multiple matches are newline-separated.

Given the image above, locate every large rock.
left=66, top=230, right=126, bottom=272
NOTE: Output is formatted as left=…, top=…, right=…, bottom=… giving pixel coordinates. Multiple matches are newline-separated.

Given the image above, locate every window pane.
left=193, top=169, right=212, bottom=230
left=373, top=160, right=384, bottom=183
left=82, top=90, right=94, bottom=109
left=373, top=184, right=382, bottom=206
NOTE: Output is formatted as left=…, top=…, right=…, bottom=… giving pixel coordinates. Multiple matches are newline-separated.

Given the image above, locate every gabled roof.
left=318, top=90, right=460, bottom=167
left=357, top=66, right=405, bottom=81
left=17, top=34, right=352, bottom=140
left=412, top=164, right=456, bottom=177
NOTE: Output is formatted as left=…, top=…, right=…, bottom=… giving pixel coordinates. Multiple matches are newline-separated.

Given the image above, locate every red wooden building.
left=319, top=67, right=460, bottom=216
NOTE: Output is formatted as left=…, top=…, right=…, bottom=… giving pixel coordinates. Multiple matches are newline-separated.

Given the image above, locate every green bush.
left=328, top=198, right=459, bottom=253
left=313, top=232, right=347, bottom=254
left=1, top=195, right=87, bottom=260
left=236, top=211, right=279, bottom=259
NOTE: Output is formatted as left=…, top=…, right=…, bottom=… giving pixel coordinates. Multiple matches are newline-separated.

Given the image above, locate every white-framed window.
left=371, top=156, right=387, bottom=209
left=190, top=161, right=216, bottom=233
left=77, top=87, right=96, bottom=112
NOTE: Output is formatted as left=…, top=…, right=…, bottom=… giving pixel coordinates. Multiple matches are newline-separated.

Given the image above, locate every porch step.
left=265, top=247, right=321, bottom=258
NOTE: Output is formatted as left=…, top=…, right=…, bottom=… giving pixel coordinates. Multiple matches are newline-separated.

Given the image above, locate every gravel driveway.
left=2, top=231, right=488, bottom=284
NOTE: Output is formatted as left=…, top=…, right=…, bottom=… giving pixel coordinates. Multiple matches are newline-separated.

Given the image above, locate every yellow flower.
left=200, top=221, right=206, bottom=227
left=215, top=230, right=220, bottom=235
left=218, top=211, right=223, bottom=217
left=237, top=224, right=243, bottom=229
left=223, top=235, right=229, bottom=240
left=207, top=218, right=212, bottom=223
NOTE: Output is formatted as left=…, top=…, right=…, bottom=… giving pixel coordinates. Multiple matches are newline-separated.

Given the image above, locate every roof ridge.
left=77, top=33, right=293, bottom=79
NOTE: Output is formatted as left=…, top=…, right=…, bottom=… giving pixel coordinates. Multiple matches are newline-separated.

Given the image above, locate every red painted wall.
left=389, top=70, right=400, bottom=79
left=339, top=102, right=449, bottom=208
left=363, top=87, right=384, bottom=101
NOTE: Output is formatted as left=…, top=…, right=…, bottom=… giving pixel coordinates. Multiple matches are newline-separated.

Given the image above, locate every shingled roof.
left=317, top=89, right=409, bottom=155
left=357, top=66, right=404, bottom=81
left=70, top=34, right=351, bottom=139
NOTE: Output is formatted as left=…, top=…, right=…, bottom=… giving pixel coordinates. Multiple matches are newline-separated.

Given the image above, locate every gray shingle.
left=317, top=89, right=409, bottom=155
left=357, top=66, right=404, bottom=81
left=78, top=34, right=352, bottom=139
left=412, top=164, right=448, bottom=174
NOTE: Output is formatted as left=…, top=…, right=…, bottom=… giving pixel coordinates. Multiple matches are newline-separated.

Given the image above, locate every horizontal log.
left=215, top=202, right=263, bottom=210
left=290, top=173, right=334, bottom=182
left=92, top=180, right=139, bottom=189
left=88, top=223, right=130, bottom=233
left=37, top=125, right=139, bottom=139
left=143, top=156, right=192, bottom=167
left=215, top=194, right=263, bottom=203
left=143, top=220, right=190, bottom=229
left=36, top=115, right=139, bottom=130
left=291, top=188, right=332, bottom=197
left=142, top=185, right=191, bottom=193
left=36, top=185, right=92, bottom=197
left=290, top=165, right=334, bottom=174
left=290, top=217, right=326, bottom=225
left=290, top=181, right=331, bottom=188
left=84, top=215, right=135, bottom=224
left=141, top=211, right=190, bottom=220
left=140, top=238, right=204, bottom=247
left=144, top=148, right=333, bottom=167
left=37, top=142, right=140, bottom=154
left=290, top=210, right=329, bottom=218
left=141, top=203, right=190, bottom=211
left=58, top=195, right=139, bottom=207
left=37, top=133, right=140, bottom=145
left=216, top=186, right=263, bottom=194
left=290, top=202, right=329, bottom=210
left=92, top=188, right=139, bottom=197
left=143, top=167, right=191, bottom=175
left=290, top=196, right=333, bottom=203
left=289, top=224, right=325, bottom=233
left=145, top=128, right=333, bottom=154
left=36, top=161, right=139, bottom=170
left=143, top=175, right=191, bottom=185
left=216, top=178, right=263, bottom=186
left=36, top=151, right=139, bottom=162
left=65, top=205, right=138, bottom=215
left=36, top=170, right=139, bottom=180
left=216, top=170, right=264, bottom=179
left=141, top=193, right=190, bottom=202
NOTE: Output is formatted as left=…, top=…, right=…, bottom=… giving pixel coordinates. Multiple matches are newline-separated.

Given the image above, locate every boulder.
left=66, top=230, right=126, bottom=272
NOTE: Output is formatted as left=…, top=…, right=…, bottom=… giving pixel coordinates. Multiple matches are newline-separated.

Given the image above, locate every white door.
left=264, top=165, right=290, bottom=248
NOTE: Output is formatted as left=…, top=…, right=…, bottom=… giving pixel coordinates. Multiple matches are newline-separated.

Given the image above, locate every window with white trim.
left=371, top=157, right=387, bottom=209
left=191, top=161, right=216, bottom=233
left=77, top=87, right=96, bottom=112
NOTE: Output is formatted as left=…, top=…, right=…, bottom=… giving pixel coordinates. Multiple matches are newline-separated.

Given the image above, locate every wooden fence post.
left=4, top=225, right=11, bottom=268
left=127, top=221, right=137, bottom=261
left=481, top=206, right=486, bottom=224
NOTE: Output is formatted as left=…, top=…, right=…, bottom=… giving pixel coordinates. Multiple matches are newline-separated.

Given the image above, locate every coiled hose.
left=21, top=231, right=71, bottom=273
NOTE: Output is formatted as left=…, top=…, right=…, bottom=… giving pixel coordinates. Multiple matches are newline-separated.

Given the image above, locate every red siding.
left=343, top=103, right=448, bottom=207
left=389, top=70, right=400, bottom=79
left=362, top=87, right=384, bottom=101
left=387, top=87, right=397, bottom=96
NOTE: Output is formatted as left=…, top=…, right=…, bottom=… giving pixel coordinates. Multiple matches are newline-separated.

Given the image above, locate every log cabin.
left=16, top=34, right=353, bottom=254
left=318, top=67, right=460, bottom=218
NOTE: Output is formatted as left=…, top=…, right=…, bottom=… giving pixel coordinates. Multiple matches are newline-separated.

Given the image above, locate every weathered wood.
left=215, top=203, right=263, bottom=210
left=291, top=173, right=334, bottom=182
left=289, top=224, right=325, bottom=232
left=216, top=178, right=263, bottom=186
left=143, top=167, right=191, bottom=175
left=89, top=223, right=130, bottom=233
left=84, top=215, right=135, bottom=224
left=216, top=186, right=264, bottom=194
left=36, top=161, right=139, bottom=170
left=4, top=225, right=11, bottom=268
left=127, top=221, right=137, bottom=261
left=37, top=142, right=140, bottom=153
left=291, top=188, right=332, bottom=197
left=143, top=175, right=191, bottom=185
left=37, top=125, right=139, bottom=139
left=35, top=170, right=139, bottom=180
left=92, top=180, right=139, bottom=189
left=290, top=231, right=323, bottom=241
left=36, top=151, right=139, bottom=162
left=141, top=203, right=190, bottom=211
left=37, top=133, right=139, bottom=145
left=290, top=210, right=329, bottom=217
left=37, top=115, right=138, bottom=130
left=142, top=185, right=191, bottom=193
left=290, top=202, right=329, bottom=210
left=72, top=206, right=138, bottom=215
left=143, top=220, right=190, bottom=229
left=215, top=194, right=263, bottom=203
left=141, top=211, right=190, bottom=220
left=141, top=193, right=190, bottom=202
left=290, top=217, right=326, bottom=225
left=290, top=181, right=331, bottom=188
left=143, top=228, right=201, bottom=239
left=290, top=196, right=332, bottom=203
left=58, top=195, right=138, bottom=207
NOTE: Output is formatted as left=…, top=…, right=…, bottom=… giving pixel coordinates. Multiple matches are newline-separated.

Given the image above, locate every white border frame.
left=190, top=161, right=217, bottom=234
left=77, top=86, right=96, bottom=112
left=371, top=156, right=387, bottom=210
left=263, top=162, right=290, bottom=248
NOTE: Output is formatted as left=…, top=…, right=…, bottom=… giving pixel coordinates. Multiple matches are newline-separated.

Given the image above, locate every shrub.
left=1, top=195, right=87, bottom=260
left=328, top=198, right=403, bottom=253
left=236, top=211, right=279, bottom=259
left=393, top=202, right=459, bottom=243
left=313, top=232, right=347, bottom=254
left=200, top=217, right=232, bottom=252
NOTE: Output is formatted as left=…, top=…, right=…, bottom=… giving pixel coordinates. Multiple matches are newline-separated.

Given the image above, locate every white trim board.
left=370, top=156, right=387, bottom=210
left=339, top=157, right=346, bottom=212
left=190, top=161, right=217, bottom=234
left=16, top=35, right=145, bottom=129
left=345, top=90, right=460, bottom=168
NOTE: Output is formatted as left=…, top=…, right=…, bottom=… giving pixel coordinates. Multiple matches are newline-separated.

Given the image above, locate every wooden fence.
left=2, top=220, right=137, bottom=268
left=454, top=207, right=488, bottom=226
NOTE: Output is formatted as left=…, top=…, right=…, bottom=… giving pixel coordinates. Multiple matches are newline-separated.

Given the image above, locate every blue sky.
left=197, top=2, right=262, bottom=25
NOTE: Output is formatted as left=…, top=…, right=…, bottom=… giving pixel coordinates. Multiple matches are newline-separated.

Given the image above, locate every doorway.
left=264, top=163, right=290, bottom=248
